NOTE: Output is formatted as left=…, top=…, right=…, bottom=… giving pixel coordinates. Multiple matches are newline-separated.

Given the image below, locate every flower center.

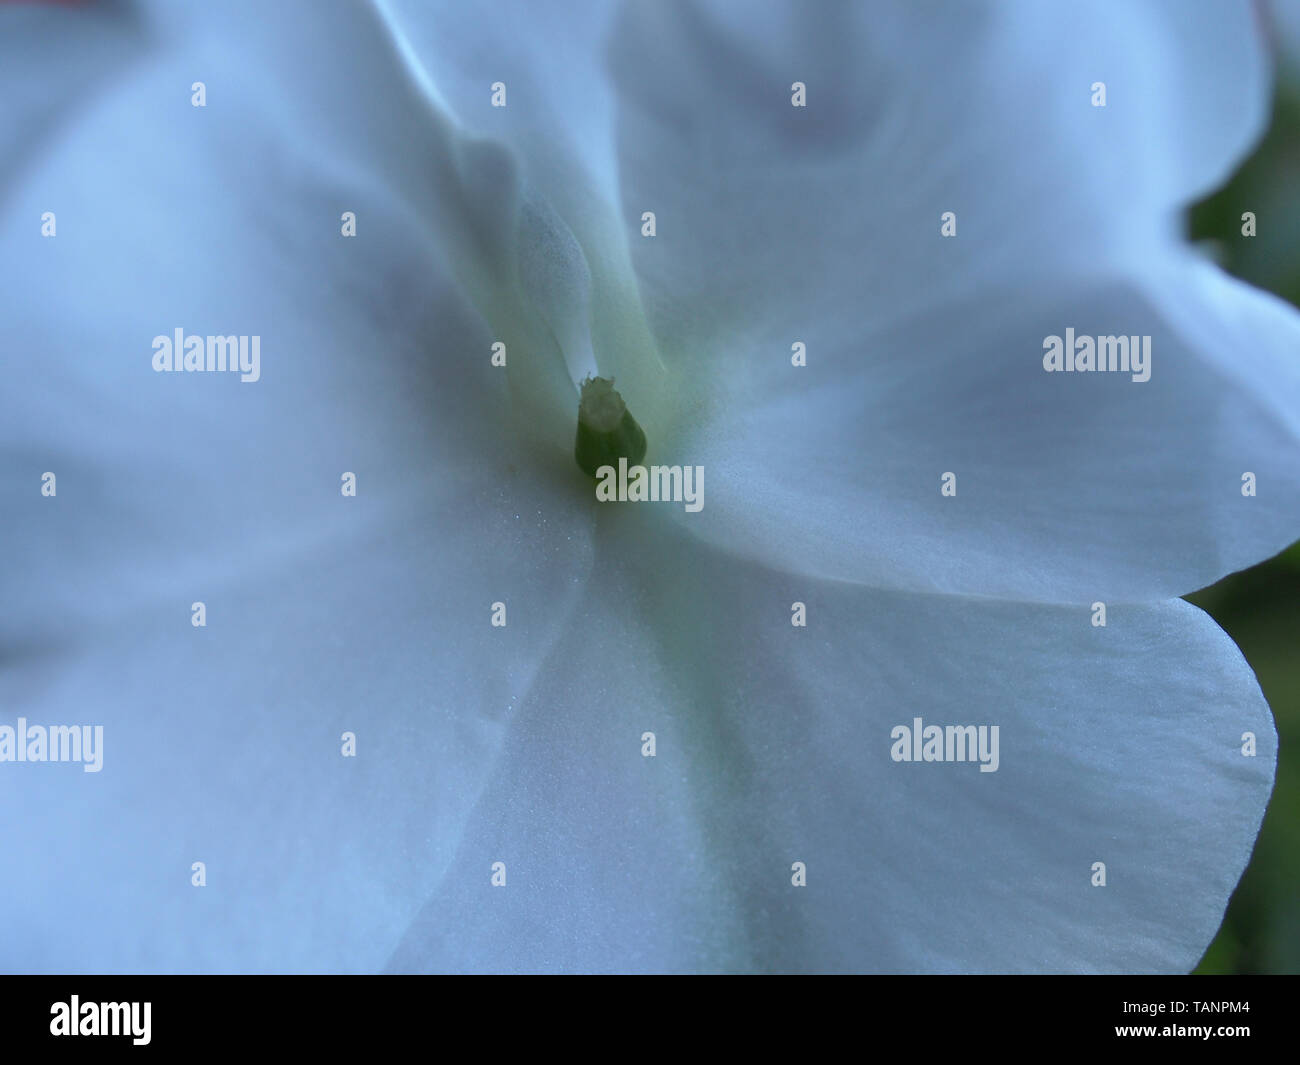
left=574, top=376, right=647, bottom=477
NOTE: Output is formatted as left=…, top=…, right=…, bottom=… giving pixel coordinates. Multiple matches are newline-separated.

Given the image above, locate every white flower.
left=1, top=0, right=1296, bottom=973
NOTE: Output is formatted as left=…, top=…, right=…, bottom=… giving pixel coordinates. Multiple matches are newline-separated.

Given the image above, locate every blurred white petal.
left=1271, top=0, right=1300, bottom=76
left=0, top=0, right=146, bottom=202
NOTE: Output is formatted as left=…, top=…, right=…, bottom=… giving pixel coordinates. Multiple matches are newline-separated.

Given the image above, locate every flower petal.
left=375, top=0, right=675, bottom=444
left=671, top=257, right=1300, bottom=602
left=377, top=0, right=621, bottom=206
left=0, top=0, right=146, bottom=202
left=0, top=0, right=597, bottom=634
left=389, top=510, right=1274, bottom=973
left=0, top=5, right=597, bottom=970
left=598, top=0, right=1294, bottom=600
left=609, top=0, right=1270, bottom=355
left=1273, top=0, right=1300, bottom=76
left=0, top=483, right=595, bottom=972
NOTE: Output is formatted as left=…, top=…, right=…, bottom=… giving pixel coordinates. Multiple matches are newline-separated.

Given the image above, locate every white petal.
left=377, top=0, right=621, bottom=206
left=0, top=0, right=145, bottom=201
left=388, top=510, right=1274, bottom=973
left=0, top=7, right=597, bottom=970
left=596, top=0, right=1293, bottom=599
left=1272, top=0, right=1300, bottom=75
left=371, top=0, right=678, bottom=443
left=608, top=0, right=1270, bottom=354
left=672, top=256, right=1300, bottom=602
left=0, top=481, right=593, bottom=972
left=0, top=1, right=593, bottom=632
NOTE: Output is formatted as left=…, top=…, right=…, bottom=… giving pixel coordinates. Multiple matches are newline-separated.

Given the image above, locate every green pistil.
left=574, top=376, right=647, bottom=477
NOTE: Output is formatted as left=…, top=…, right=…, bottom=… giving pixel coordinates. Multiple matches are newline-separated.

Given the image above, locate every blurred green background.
left=1187, top=61, right=1300, bottom=974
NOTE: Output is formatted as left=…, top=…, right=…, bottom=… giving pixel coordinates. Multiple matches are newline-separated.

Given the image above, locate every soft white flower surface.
left=0, top=0, right=1294, bottom=972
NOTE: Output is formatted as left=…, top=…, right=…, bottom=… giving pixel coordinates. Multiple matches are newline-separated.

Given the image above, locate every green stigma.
left=574, top=376, right=647, bottom=478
